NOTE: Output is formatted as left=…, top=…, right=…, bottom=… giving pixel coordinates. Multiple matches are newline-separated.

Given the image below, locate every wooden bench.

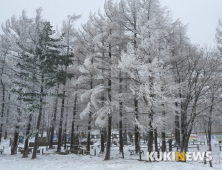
left=19, top=148, right=33, bottom=154
left=188, top=145, right=199, bottom=150
left=215, top=144, right=222, bottom=151
left=128, top=149, right=144, bottom=155
left=81, top=142, right=93, bottom=145
left=139, top=142, right=160, bottom=146
left=46, top=146, right=55, bottom=151
left=128, top=149, right=135, bottom=155
left=215, top=144, right=222, bottom=147
left=189, top=141, right=205, bottom=145
left=70, top=145, right=85, bottom=154
left=58, top=151, right=69, bottom=155
left=29, top=142, right=58, bottom=147
left=91, top=145, right=101, bottom=149
left=71, top=148, right=86, bottom=154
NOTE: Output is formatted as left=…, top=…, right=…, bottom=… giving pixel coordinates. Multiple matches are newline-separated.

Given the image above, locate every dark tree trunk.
left=208, top=100, right=213, bottom=151
left=100, top=42, right=105, bottom=154
left=41, top=111, right=45, bottom=137
left=154, top=129, right=158, bottom=152
left=180, top=103, right=187, bottom=152
left=119, top=117, right=123, bottom=153
left=175, top=102, right=180, bottom=146
left=4, top=94, right=10, bottom=140
left=87, top=77, right=93, bottom=155
left=64, top=131, right=67, bottom=150
left=0, top=80, right=5, bottom=144
left=180, top=101, right=197, bottom=153
left=87, top=110, right=91, bottom=154
left=49, top=85, right=59, bottom=149
left=64, top=130, right=67, bottom=150
left=134, top=97, right=139, bottom=154
left=100, top=128, right=104, bottom=153
left=23, top=114, right=32, bottom=158
left=12, top=128, right=19, bottom=155
left=57, top=89, right=65, bottom=152
left=104, top=44, right=112, bottom=160
left=147, top=108, right=154, bottom=159
left=12, top=108, right=22, bottom=155
left=47, top=127, right=50, bottom=137
left=32, top=82, right=44, bottom=159
left=175, top=114, right=180, bottom=146
left=64, top=100, right=68, bottom=150
left=161, top=132, right=166, bottom=152
left=148, top=130, right=153, bottom=152
left=119, top=72, right=124, bottom=157
left=71, top=93, right=77, bottom=150
left=105, top=114, right=112, bottom=160
left=49, top=127, right=55, bottom=149
left=208, top=121, right=212, bottom=151
left=161, top=109, right=166, bottom=152
left=4, top=129, right=7, bottom=140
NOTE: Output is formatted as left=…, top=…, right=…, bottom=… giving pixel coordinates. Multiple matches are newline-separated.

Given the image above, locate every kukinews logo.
left=146, top=152, right=212, bottom=162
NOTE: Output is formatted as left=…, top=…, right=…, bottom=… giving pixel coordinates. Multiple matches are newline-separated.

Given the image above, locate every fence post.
left=94, top=149, right=96, bottom=156
left=220, top=146, right=221, bottom=151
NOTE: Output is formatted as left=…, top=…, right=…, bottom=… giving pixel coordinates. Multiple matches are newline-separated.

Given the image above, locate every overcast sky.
left=0, top=0, right=222, bottom=47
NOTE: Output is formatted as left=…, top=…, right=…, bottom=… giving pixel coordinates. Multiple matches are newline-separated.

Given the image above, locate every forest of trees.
left=0, top=0, right=222, bottom=160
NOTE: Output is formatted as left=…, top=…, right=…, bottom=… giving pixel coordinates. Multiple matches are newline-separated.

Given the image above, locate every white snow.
left=0, top=139, right=221, bottom=170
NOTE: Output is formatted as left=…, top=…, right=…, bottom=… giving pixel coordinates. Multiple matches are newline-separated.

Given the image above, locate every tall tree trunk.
left=100, top=128, right=104, bottom=153
left=32, top=77, right=44, bottom=159
left=23, top=114, right=32, bottom=158
left=147, top=70, right=154, bottom=157
left=100, top=43, right=105, bottom=154
left=87, top=103, right=91, bottom=155
left=180, top=100, right=197, bottom=153
left=70, top=93, right=77, bottom=150
left=208, top=97, right=214, bottom=151
left=119, top=72, right=124, bottom=157
left=57, top=89, right=65, bottom=152
left=49, top=84, right=59, bottom=149
left=134, top=97, right=139, bottom=154
left=0, top=79, right=5, bottom=144
left=161, top=110, right=166, bottom=152
left=12, top=127, right=19, bottom=155
left=154, top=129, right=158, bottom=152
left=41, top=111, right=45, bottom=137
left=12, top=108, right=22, bottom=155
left=175, top=102, right=180, bottom=146
left=4, top=94, right=10, bottom=140
left=104, top=44, right=112, bottom=160
left=147, top=109, right=153, bottom=160
left=180, top=104, right=187, bottom=152
left=63, top=129, right=67, bottom=150
left=64, top=100, right=68, bottom=150
left=87, top=77, right=93, bottom=155
left=161, top=132, right=166, bottom=152
left=105, top=114, right=112, bottom=160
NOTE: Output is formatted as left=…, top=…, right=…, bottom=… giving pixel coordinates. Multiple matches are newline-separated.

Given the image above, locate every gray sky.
left=0, top=0, right=222, bottom=46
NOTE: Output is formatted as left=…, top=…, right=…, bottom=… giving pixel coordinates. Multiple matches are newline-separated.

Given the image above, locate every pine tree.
left=12, top=18, right=67, bottom=158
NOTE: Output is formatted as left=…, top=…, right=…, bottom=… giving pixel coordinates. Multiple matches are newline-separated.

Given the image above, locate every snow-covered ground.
left=0, top=139, right=222, bottom=170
